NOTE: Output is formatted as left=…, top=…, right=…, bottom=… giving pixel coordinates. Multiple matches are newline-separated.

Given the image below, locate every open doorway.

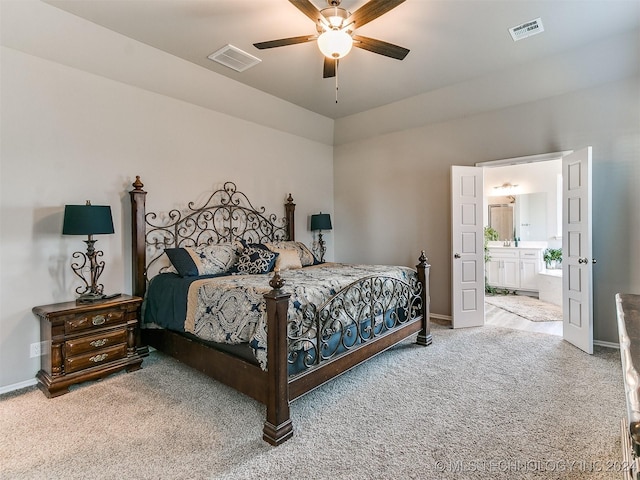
left=452, top=148, right=593, bottom=352
left=481, top=157, right=563, bottom=337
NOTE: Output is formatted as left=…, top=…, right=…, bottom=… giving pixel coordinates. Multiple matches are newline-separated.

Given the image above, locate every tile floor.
left=485, top=302, right=562, bottom=336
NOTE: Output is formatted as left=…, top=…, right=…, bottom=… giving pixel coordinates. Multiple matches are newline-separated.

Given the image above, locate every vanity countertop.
left=487, top=242, right=548, bottom=249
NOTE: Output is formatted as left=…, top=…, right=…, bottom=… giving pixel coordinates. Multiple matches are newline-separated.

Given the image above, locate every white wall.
left=334, top=75, right=640, bottom=345
left=0, top=46, right=333, bottom=388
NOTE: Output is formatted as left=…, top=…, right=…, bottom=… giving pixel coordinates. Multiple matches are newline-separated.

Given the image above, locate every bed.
left=129, top=176, right=432, bottom=445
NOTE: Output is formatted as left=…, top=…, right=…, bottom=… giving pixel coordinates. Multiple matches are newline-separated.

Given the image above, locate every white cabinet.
left=486, top=248, right=543, bottom=291
left=486, top=258, right=501, bottom=286
left=519, top=250, right=541, bottom=290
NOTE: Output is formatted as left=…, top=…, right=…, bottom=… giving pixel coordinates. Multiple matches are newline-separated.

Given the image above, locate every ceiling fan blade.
left=323, top=57, right=336, bottom=78
left=346, top=0, right=406, bottom=29
left=253, top=35, right=316, bottom=49
left=352, top=35, right=409, bottom=60
left=288, top=0, right=327, bottom=26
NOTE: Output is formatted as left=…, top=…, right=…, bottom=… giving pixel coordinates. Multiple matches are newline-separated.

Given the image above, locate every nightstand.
left=33, top=295, right=148, bottom=398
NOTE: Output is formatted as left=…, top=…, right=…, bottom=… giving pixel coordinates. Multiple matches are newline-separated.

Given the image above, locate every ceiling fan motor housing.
left=317, top=6, right=350, bottom=32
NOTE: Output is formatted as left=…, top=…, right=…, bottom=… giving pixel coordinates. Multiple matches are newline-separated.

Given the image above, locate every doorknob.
left=578, top=257, right=588, bottom=264
left=454, top=253, right=461, bottom=259
left=592, top=258, right=597, bottom=264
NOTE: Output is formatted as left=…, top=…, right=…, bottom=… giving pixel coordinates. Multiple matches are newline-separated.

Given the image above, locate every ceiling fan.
left=253, top=0, right=409, bottom=79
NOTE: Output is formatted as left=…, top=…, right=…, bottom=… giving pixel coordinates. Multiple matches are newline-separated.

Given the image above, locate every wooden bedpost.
left=130, top=176, right=147, bottom=299
left=285, top=193, right=295, bottom=241
left=262, top=270, right=294, bottom=446
left=416, top=250, right=433, bottom=346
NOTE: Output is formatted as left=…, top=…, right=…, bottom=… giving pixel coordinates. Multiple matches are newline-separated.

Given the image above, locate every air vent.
left=207, top=44, right=261, bottom=72
left=509, top=18, right=544, bottom=42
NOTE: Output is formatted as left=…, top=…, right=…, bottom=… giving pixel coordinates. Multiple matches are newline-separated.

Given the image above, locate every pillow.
left=263, top=241, right=317, bottom=266
left=272, top=247, right=302, bottom=271
left=165, top=243, right=239, bottom=277
left=239, top=241, right=271, bottom=251
left=233, top=246, right=279, bottom=274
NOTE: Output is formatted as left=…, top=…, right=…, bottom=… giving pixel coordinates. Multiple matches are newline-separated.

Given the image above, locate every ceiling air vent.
left=207, top=44, right=261, bottom=72
left=509, top=18, right=544, bottom=42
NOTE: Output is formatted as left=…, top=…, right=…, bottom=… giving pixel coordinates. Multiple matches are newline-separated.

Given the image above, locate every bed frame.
left=129, top=176, right=432, bottom=445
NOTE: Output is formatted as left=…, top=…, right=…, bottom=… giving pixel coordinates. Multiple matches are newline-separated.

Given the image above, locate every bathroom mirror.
left=489, top=192, right=548, bottom=241
left=515, top=192, right=547, bottom=241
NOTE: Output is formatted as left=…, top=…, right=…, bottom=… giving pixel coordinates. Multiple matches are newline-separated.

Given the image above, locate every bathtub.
left=538, top=268, right=562, bottom=306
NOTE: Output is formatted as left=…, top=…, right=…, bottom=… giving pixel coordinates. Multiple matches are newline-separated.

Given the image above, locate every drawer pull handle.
left=92, top=315, right=106, bottom=326
left=89, top=353, right=108, bottom=363
left=90, top=339, right=108, bottom=348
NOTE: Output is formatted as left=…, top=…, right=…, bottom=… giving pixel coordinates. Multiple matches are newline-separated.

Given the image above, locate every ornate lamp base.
left=76, top=292, right=107, bottom=304
left=70, top=236, right=108, bottom=303
left=313, top=232, right=327, bottom=263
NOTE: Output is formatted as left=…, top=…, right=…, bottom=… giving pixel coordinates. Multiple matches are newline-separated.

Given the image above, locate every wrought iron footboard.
left=287, top=272, right=423, bottom=374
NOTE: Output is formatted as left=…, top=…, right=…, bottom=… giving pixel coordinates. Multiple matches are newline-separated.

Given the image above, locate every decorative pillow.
left=239, top=241, right=271, bottom=251
left=233, top=246, right=279, bottom=274
left=272, top=247, right=302, bottom=271
left=263, top=241, right=317, bottom=266
left=165, top=243, right=239, bottom=277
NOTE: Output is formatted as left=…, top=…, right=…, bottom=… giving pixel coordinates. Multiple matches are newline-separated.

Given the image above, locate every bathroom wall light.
left=492, top=182, right=519, bottom=196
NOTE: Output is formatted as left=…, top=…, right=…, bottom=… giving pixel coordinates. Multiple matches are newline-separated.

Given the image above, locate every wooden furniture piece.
left=616, top=293, right=640, bottom=479
left=33, top=295, right=147, bottom=398
left=130, top=176, right=432, bottom=446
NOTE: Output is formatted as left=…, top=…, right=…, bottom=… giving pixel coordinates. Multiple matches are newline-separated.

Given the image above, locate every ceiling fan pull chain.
left=335, top=60, right=339, bottom=103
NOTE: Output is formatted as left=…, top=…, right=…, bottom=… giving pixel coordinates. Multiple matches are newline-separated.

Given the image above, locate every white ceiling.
left=44, top=0, right=640, bottom=120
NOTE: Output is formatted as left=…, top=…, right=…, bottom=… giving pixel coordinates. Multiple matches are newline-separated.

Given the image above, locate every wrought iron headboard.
left=129, top=176, right=295, bottom=298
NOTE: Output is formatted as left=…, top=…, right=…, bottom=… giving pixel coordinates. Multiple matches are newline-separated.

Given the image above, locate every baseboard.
left=594, top=339, right=620, bottom=350
left=431, top=313, right=452, bottom=326
left=0, top=378, right=37, bottom=395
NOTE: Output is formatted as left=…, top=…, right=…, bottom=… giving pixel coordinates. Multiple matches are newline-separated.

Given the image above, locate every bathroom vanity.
left=486, top=247, right=544, bottom=292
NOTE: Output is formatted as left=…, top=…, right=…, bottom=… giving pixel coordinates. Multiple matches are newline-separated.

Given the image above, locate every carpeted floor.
left=485, top=294, right=562, bottom=322
left=0, top=324, right=624, bottom=479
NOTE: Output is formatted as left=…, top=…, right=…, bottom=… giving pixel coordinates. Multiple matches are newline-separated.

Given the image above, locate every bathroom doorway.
left=482, top=155, right=563, bottom=336
left=452, top=148, right=594, bottom=352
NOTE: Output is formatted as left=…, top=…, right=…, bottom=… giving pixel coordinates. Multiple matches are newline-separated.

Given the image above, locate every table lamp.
left=310, top=213, right=332, bottom=262
left=62, top=201, right=114, bottom=303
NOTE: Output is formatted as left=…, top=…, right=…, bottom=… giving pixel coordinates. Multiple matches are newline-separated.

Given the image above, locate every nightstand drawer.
left=65, top=329, right=128, bottom=357
left=65, top=309, right=125, bottom=334
left=65, top=344, right=127, bottom=374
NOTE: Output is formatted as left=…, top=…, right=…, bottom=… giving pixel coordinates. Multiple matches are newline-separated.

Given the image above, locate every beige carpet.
left=485, top=294, right=562, bottom=322
left=0, top=324, right=624, bottom=479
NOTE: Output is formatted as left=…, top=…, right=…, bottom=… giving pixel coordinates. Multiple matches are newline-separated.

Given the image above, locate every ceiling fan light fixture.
left=317, top=29, right=353, bottom=59
left=328, top=15, right=343, bottom=27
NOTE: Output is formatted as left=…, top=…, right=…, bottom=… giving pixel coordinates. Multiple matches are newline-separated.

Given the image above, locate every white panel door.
left=451, top=166, right=485, bottom=328
left=562, top=147, right=593, bottom=353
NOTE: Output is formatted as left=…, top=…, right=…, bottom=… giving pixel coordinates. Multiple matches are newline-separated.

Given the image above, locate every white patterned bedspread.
left=183, top=263, right=418, bottom=370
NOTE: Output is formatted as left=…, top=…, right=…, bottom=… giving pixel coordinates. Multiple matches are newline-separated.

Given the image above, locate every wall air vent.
left=509, top=18, right=544, bottom=42
left=207, top=44, right=261, bottom=72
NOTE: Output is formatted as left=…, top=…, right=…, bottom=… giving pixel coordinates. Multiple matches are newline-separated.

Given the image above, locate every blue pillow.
left=232, top=246, right=278, bottom=274
left=165, top=243, right=239, bottom=277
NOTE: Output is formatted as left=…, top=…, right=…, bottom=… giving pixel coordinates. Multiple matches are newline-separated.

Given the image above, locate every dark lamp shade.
left=310, top=213, right=332, bottom=231
left=63, top=205, right=114, bottom=235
